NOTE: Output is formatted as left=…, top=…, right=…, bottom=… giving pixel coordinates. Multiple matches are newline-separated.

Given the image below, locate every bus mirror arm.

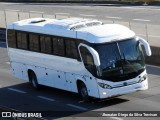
left=77, top=57, right=81, bottom=62
left=137, top=37, right=152, bottom=56
left=96, top=66, right=102, bottom=77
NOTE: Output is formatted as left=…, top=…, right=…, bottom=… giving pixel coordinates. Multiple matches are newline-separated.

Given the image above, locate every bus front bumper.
left=98, top=79, right=148, bottom=99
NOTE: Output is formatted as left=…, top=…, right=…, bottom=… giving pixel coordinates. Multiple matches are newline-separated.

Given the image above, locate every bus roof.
left=8, top=17, right=135, bottom=43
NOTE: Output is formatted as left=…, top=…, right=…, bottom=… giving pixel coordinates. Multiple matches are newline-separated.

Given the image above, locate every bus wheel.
left=79, top=83, right=89, bottom=101
left=29, top=72, right=39, bottom=89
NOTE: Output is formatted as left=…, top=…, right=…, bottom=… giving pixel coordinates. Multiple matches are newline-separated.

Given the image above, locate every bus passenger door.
left=78, top=44, right=100, bottom=98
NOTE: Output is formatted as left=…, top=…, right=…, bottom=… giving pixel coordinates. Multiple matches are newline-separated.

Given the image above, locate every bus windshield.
left=93, top=38, right=145, bottom=82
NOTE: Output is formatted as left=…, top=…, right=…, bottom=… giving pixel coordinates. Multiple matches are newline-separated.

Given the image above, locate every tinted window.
left=29, top=34, right=39, bottom=52
left=7, top=29, right=16, bottom=48
left=80, top=46, right=96, bottom=75
left=93, top=39, right=145, bottom=81
left=80, top=46, right=94, bottom=66
left=52, top=37, right=58, bottom=55
left=66, top=39, right=78, bottom=59
left=40, top=36, right=52, bottom=54
left=57, top=38, right=65, bottom=56
left=52, top=37, right=65, bottom=56
left=17, top=32, right=28, bottom=49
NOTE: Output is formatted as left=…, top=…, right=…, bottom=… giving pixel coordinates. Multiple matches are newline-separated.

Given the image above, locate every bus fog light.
left=103, top=92, right=107, bottom=95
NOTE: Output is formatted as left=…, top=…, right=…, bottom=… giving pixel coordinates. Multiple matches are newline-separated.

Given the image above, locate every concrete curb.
left=146, top=46, right=160, bottom=66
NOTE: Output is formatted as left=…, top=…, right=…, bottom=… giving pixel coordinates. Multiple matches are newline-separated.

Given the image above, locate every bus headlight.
left=98, top=82, right=112, bottom=89
left=138, top=74, right=147, bottom=83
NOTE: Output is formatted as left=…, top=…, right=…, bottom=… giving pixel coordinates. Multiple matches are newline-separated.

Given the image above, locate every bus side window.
left=7, top=29, right=16, bottom=48
left=66, top=39, right=78, bottom=59
left=52, top=37, right=58, bottom=55
left=40, top=36, right=52, bottom=54
left=17, top=32, right=28, bottom=49
left=29, top=34, right=40, bottom=52
left=52, top=37, right=65, bottom=56
left=57, top=38, right=65, bottom=56
left=70, top=40, right=78, bottom=59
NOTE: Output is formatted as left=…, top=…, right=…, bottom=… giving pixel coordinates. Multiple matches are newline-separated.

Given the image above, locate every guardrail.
left=0, top=9, right=160, bottom=66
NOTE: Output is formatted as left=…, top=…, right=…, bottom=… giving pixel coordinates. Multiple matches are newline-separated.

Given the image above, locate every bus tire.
left=29, top=71, right=39, bottom=90
left=78, top=82, right=89, bottom=101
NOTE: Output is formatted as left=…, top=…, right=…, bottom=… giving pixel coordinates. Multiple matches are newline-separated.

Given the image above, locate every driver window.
left=80, top=46, right=96, bottom=76
left=80, top=46, right=93, bottom=65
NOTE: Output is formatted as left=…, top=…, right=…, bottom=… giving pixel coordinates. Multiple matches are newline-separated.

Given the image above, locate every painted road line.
left=55, top=13, right=70, bottom=15
left=110, top=117, right=124, bottom=120
left=137, top=34, right=160, bottom=38
left=106, top=16, right=122, bottom=19
left=6, top=62, right=10, bottom=65
left=66, top=104, right=87, bottom=111
left=8, top=88, right=26, bottom=94
left=29, top=11, right=44, bottom=13
left=80, top=14, right=96, bottom=17
left=122, top=7, right=146, bottom=10
left=149, top=35, right=160, bottom=38
left=37, top=96, right=55, bottom=102
left=5, top=9, right=21, bottom=12
left=111, top=6, right=160, bottom=11
left=133, top=19, right=150, bottom=22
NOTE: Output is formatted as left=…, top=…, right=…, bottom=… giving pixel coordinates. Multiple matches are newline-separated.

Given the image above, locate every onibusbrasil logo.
left=1, top=112, right=42, bottom=118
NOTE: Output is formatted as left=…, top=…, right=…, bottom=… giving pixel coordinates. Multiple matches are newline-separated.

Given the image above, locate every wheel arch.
left=76, top=79, right=86, bottom=93
left=27, top=69, right=35, bottom=82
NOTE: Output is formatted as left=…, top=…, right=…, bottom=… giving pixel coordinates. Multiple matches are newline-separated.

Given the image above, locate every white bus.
left=7, top=18, right=151, bottom=101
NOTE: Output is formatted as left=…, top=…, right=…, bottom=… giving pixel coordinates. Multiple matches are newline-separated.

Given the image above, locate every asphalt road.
left=0, top=2, right=160, bottom=25
left=0, top=40, right=160, bottom=120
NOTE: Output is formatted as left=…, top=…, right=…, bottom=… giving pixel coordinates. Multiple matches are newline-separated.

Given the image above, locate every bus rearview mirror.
left=137, top=37, right=152, bottom=56
left=88, top=47, right=101, bottom=66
